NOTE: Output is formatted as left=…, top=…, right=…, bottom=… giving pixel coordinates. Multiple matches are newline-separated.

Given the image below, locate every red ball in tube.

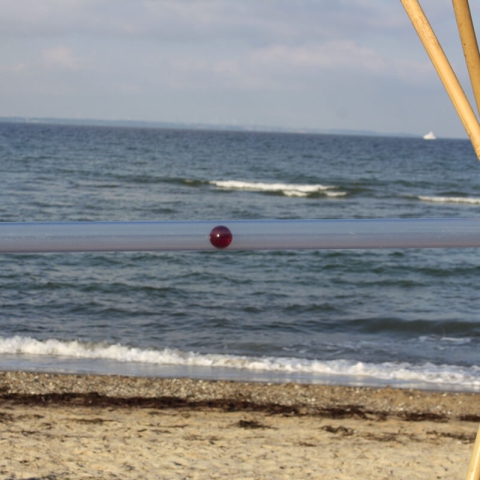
left=209, top=225, right=233, bottom=249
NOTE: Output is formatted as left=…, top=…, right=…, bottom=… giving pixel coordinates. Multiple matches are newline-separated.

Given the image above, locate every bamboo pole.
left=452, top=0, right=480, bottom=116
left=466, top=424, right=480, bottom=480
left=405, top=4, right=480, bottom=474
left=401, top=0, right=480, bottom=160
left=402, top=3, right=480, bottom=477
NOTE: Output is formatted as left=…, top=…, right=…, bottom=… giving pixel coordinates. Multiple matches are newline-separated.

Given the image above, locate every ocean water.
left=1, top=121, right=480, bottom=391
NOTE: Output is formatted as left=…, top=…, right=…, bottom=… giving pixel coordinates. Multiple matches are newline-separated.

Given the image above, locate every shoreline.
left=1, top=371, right=479, bottom=479
left=1, top=371, right=480, bottom=420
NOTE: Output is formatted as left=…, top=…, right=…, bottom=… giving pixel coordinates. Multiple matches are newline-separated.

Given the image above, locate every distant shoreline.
left=0, top=115, right=427, bottom=139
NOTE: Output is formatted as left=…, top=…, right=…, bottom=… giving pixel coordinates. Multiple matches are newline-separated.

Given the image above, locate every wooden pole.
left=466, top=424, right=480, bottom=480
left=402, top=3, right=480, bottom=477
left=452, top=0, right=480, bottom=116
left=401, top=0, right=480, bottom=160
left=451, top=8, right=480, bottom=478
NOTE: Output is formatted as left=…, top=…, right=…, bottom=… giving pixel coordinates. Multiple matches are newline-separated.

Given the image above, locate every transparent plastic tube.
left=0, top=218, right=480, bottom=253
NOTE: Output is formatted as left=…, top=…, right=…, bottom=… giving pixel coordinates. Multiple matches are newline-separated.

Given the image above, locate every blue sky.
left=1, top=0, right=479, bottom=138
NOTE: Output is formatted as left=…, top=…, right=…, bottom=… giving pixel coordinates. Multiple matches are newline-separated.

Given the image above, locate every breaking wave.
left=419, top=196, right=480, bottom=205
left=1, top=336, right=479, bottom=391
left=209, top=180, right=346, bottom=198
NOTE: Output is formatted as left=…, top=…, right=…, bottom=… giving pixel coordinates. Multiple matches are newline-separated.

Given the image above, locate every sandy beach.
left=0, top=372, right=479, bottom=479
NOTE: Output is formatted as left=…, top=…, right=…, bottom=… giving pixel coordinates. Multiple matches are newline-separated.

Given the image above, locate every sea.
left=1, top=121, right=480, bottom=392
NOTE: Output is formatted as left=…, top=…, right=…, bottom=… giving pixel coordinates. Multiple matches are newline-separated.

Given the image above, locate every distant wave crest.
left=210, top=180, right=346, bottom=198
left=419, top=195, right=480, bottom=205
left=1, top=336, right=479, bottom=390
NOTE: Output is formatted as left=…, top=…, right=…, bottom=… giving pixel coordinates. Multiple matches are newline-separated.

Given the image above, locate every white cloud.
left=0, top=63, right=27, bottom=73
left=0, top=1, right=418, bottom=43
left=247, top=41, right=437, bottom=88
left=41, top=47, right=80, bottom=71
left=252, top=42, right=385, bottom=72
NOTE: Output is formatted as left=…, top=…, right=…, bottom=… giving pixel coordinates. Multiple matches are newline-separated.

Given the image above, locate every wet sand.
left=0, top=371, right=479, bottom=479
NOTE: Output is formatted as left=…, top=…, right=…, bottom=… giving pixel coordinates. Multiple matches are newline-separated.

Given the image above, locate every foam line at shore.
left=1, top=336, right=479, bottom=391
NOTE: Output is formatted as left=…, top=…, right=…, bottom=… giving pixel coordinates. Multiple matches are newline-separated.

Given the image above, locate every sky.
left=1, top=0, right=479, bottom=138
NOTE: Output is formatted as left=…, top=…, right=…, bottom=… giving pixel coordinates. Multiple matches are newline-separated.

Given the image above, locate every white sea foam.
left=1, top=336, right=479, bottom=390
left=419, top=195, right=480, bottom=204
left=419, top=335, right=472, bottom=345
left=210, top=180, right=346, bottom=198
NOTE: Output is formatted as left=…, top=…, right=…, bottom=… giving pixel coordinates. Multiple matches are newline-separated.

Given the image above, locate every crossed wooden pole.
left=401, top=1, right=480, bottom=478
left=401, top=0, right=480, bottom=159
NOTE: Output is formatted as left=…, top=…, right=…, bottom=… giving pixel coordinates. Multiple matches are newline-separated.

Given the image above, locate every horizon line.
left=0, top=115, right=463, bottom=140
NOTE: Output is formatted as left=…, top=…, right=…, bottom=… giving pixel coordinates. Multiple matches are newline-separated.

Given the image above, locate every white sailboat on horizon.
left=423, top=131, right=436, bottom=140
